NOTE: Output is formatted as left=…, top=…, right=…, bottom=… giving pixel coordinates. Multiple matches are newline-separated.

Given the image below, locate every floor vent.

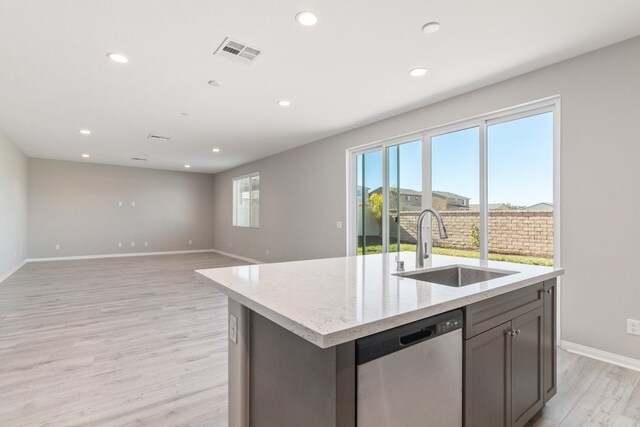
left=147, top=134, right=170, bottom=142
left=214, top=37, right=262, bottom=65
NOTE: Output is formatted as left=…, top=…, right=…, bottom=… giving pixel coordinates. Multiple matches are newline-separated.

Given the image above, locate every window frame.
left=346, top=95, right=560, bottom=269
left=232, top=171, right=260, bottom=228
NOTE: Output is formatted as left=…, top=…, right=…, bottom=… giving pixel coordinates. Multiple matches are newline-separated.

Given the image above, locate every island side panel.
left=228, top=299, right=250, bottom=427
left=249, top=311, right=356, bottom=427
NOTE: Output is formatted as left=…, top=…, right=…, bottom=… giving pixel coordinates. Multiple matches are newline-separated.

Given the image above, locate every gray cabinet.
left=511, top=307, right=544, bottom=427
left=543, top=279, right=557, bottom=402
left=465, top=282, right=551, bottom=427
left=464, top=321, right=512, bottom=427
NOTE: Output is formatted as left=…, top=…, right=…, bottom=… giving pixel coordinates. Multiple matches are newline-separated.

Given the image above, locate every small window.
left=233, top=172, right=260, bottom=227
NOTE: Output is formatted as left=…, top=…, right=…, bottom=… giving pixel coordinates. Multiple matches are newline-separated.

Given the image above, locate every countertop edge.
left=196, top=268, right=564, bottom=349
left=196, top=270, right=328, bottom=347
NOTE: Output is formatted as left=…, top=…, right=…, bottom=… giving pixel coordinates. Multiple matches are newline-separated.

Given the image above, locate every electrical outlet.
left=336, top=221, right=343, bottom=229
left=189, top=240, right=193, bottom=245
left=131, top=201, right=136, bottom=207
left=628, top=319, right=640, bottom=336
left=266, top=249, right=270, bottom=256
left=131, top=242, right=135, bottom=247
left=118, top=242, right=122, bottom=248
left=229, top=314, right=238, bottom=344
left=144, top=241, right=148, bottom=247
left=118, top=201, right=122, bottom=207
left=55, top=244, right=60, bottom=250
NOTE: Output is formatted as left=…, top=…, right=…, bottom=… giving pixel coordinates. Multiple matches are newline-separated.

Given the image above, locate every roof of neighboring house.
left=469, top=203, right=512, bottom=211
left=526, top=202, right=554, bottom=211
left=432, top=191, right=469, bottom=200
left=370, top=187, right=422, bottom=196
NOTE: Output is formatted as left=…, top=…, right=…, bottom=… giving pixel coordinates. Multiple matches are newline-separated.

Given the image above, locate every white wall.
left=28, top=159, right=216, bottom=258
left=212, top=36, right=640, bottom=361
left=0, top=132, right=27, bottom=281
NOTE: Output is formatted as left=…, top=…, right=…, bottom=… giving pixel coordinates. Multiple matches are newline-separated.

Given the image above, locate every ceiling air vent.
left=147, top=134, right=170, bottom=142
left=214, top=37, right=262, bottom=65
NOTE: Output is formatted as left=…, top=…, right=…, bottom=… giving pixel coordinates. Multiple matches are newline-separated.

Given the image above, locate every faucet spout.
left=416, top=208, right=448, bottom=268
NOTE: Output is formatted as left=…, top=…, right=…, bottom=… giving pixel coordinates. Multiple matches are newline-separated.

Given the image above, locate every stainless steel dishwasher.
left=356, top=309, right=463, bottom=427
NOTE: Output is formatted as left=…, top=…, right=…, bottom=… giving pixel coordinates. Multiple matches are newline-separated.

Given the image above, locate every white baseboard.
left=2, top=249, right=259, bottom=283
left=561, top=340, right=640, bottom=372
left=211, top=249, right=262, bottom=264
left=26, top=249, right=217, bottom=263
left=0, top=259, right=28, bottom=283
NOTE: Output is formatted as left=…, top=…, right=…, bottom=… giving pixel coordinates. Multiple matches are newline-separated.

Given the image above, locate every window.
left=233, top=172, right=259, bottom=227
left=349, top=98, right=558, bottom=267
left=430, top=127, right=480, bottom=258
left=488, top=112, right=554, bottom=262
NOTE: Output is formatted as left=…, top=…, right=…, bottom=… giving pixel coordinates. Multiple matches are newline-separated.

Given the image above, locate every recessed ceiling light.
left=208, top=80, right=222, bottom=87
left=106, top=52, right=129, bottom=64
left=296, top=11, right=318, bottom=26
left=422, top=22, right=441, bottom=34
left=79, top=129, right=91, bottom=135
left=409, top=68, right=428, bottom=77
left=184, top=164, right=191, bottom=168
left=211, top=148, right=221, bottom=153
left=81, top=154, right=90, bottom=158
left=277, top=100, right=291, bottom=107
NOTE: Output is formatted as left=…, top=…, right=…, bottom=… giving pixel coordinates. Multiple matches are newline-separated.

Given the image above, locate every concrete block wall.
left=396, top=210, right=553, bottom=258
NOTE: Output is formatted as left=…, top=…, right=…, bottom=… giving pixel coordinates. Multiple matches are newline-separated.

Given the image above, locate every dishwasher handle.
left=399, top=325, right=436, bottom=346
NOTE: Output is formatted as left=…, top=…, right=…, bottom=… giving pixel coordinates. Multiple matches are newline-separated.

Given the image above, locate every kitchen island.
left=196, top=252, right=564, bottom=426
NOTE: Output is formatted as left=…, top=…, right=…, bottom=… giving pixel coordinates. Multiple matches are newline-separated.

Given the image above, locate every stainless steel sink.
left=396, top=265, right=517, bottom=287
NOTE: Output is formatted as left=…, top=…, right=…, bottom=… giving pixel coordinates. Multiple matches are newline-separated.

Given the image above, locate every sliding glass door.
left=424, top=108, right=555, bottom=265
left=487, top=112, right=554, bottom=264
left=386, top=140, right=422, bottom=253
left=354, top=139, right=422, bottom=255
left=356, top=149, right=383, bottom=255
left=429, top=127, right=480, bottom=258
left=351, top=101, right=557, bottom=266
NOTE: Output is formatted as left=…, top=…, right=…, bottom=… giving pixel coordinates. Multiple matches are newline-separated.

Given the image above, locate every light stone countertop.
left=196, top=252, right=564, bottom=348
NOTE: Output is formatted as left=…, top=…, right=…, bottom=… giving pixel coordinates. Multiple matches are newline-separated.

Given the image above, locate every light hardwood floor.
left=0, top=253, right=638, bottom=426
left=0, top=252, right=249, bottom=426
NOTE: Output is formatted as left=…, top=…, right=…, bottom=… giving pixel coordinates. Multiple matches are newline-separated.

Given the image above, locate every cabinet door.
left=543, top=279, right=557, bottom=403
left=511, top=307, right=544, bottom=427
left=464, top=321, right=512, bottom=427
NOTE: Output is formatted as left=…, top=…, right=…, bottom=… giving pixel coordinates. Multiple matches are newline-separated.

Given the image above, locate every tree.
left=368, top=193, right=383, bottom=221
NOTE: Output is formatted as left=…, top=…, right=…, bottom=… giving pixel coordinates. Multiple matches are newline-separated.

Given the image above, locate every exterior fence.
left=394, top=210, right=553, bottom=258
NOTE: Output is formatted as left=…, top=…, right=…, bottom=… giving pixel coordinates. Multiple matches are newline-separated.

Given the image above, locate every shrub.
left=470, top=224, right=480, bottom=249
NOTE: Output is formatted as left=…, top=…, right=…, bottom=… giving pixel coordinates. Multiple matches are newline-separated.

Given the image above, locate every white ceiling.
left=1, top=1, right=639, bottom=174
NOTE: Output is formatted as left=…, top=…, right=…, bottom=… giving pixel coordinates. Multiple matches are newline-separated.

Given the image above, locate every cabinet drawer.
left=465, top=283, right=543, bottom=339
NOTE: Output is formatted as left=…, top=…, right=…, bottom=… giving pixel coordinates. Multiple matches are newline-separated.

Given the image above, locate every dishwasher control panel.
left=438, top=316, right=463, bottom=334
left=356, top=309, right=463, bottom=365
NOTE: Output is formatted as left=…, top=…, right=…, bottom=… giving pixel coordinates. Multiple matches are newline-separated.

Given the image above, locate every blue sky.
left=359, top=112, right=553, bottom=207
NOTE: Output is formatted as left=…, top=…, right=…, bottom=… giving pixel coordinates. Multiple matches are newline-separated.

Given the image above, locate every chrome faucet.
left=416, top=208, right=448, bottom=268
